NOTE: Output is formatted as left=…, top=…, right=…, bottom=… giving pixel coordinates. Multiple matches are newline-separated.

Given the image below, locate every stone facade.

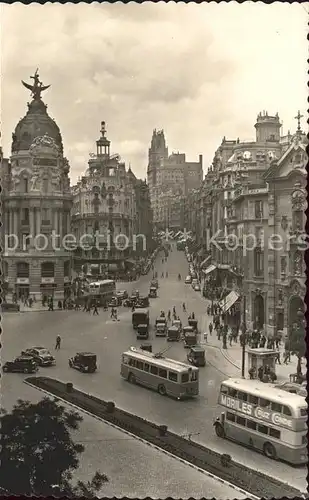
left=2, top=73, right=73, bottom=300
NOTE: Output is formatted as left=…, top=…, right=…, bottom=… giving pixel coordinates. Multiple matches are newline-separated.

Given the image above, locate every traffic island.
left=25, top=376, right=304, bottom=499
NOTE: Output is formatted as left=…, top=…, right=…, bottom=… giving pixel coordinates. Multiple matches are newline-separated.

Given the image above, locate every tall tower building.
left=3, top=70, right=73, bottom=300
left=147, top=129, right=168, bottom=191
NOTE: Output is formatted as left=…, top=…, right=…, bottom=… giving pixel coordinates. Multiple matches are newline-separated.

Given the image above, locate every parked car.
left=3, top=355, right=38, bottom=373
left=21, top=347, right=55, bottom=366
left=185, top=275, right=192, bottom=284
left=194, top=284, right=201, bottom=292
left=69, top=352, right=97, bottom=373
left=167, top=326, right=180, bottom=342
left=116, top=290, right=128, bottom=300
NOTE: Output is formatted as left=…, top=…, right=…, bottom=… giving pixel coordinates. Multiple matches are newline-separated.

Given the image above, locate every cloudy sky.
left=2, top=2, right=308, bottom=183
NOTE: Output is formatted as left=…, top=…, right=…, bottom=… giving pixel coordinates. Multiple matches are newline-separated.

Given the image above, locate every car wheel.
left=3, top=366, right=8, bottom=372
left=263, top=442, right=277, bottom=460
left=23, top=367, right=29, bottom=374
left=128, top=372, right=136, bottom=384
left=214, top=423, right=225, bottom=438
left=158, top=384, right=167, bottom=396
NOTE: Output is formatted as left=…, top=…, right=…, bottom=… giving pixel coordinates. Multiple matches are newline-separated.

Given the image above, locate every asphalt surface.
left=2, top=244, right=307, bottom=493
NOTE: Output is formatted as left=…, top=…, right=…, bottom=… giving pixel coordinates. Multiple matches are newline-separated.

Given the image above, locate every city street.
left=2, top=245, right=307, bottom=493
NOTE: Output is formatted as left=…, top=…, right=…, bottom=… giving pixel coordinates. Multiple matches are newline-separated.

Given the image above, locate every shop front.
left=15, top=278, right=30, bottom=299
left=40, top=278, right=57, bottom=299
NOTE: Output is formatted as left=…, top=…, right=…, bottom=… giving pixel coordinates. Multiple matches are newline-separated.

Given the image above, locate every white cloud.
left=2, top=2, right=307, bottom=183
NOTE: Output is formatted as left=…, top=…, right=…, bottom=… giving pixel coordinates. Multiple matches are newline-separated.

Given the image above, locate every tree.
left=1, top=397, right=108, bottom=497
left=289, top=310, right=306, bottom=377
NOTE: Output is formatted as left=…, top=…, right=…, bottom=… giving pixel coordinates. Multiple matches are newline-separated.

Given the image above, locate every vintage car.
left=184, top=275, right=192, bottom=284
left=155, top=317, right=167, bottom=337
left=21, top=347, right=55, bottom=367
left=140, top=343, right=152, bottom=352
left=188, top=318, right=198, bottom=332
left=150, top=279, right=159, bottom=289
left=187, top=346, right=205, bottom=366
left=69, top=352, right=97, bottom=373
left=137, top=296, right=150, bottom=308
left=167, top=326, right=180, bottom=342
left=149, top=286, right=157, bottom=298
left=116, top=290, right=128, bottom=300
left=183, top=326, right=197, bottom=348
left=172, top=319, right=182, bottom=333
left=3, top=355, right=38, bottom=374
left=136, top=323, right=149, bottom=340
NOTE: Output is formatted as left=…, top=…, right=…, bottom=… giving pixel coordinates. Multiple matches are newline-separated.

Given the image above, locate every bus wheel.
left=158, top=384, right=166, bottom=396
left=215, top=423, right=225, bottom=438
left=128, top=373, right=136, bottom=384
left=263, top=442, right=277, bottom=460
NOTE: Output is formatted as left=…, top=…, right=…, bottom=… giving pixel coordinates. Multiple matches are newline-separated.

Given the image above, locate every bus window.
left=158, top=368, right=167, bottom=379
left=228, top=388, right=237, bottom=397
left=300, top=408, right=307, bottom=417
left=128, top=358, right=134, bottom=367
left=271, top=402, right=282, bottom=412
left=168, top=371, right=178, bottom=382
left=221, top=384, right=228, bottom=394
left=150, top=365, right=158, bottom=375
left=190, top=371, right=198, bottom=382
left=257, top=424, right=268, bottom=435
left=122, top=355, right=129, bottom=364
left=283, top=405, right=292, bottom=416
left=136, top=361, right=144, bottom=370
left=144, top=363, right=150, bottom=373
left=238, top=391, right=248, bottom=402
left=236, top=416, right=246, bottom=426
left=249, top=394, right=258, bottom=405
left=181, top=373, right=189, bottom=383
left=259, top=398, right=270, bottom=408
left=246, top=419, right=256, bottom=430
left=226, top=412, right=236, bottom=422
left=269, top=428, right=281, bottom=439
left=302, top=435, right=307, bottom=445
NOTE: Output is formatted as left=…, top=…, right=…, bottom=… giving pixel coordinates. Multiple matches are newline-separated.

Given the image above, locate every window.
left=271, top=402, right=282, bottom=413
left=249, top=394, right=258, bottom=405
left=247, top=420, right=257, bottom=430
left=122, top=355, right=129, bottom=365
left=41, top=262, right=55, bottom=278
left=257, top=424, right=268, bottom=435
left=23, top=208, right=29, bottom=224
left=16, top=262, right=29, bottom=278
left=302, top=435, right=307, bottom=445
left=191, top=371, right=198, bottom=381
left=144, top=363, right=150, bottom=373
left=269, top=428, right=281, bottom=439
left=43, top=178, right=49, bottom=193
left=228, top=388, right=237, bottom=397
left=136, top=361, right=143, bottom=370
left=181, top=373, right=189, bottom=383
left=158, top=368, right=167, bottom=379
left=255, top=200, right=263, bottom=218
left=150, top=365, right=158, bottom=375
left=259, top=398, right=270, bottom=408
left=238, top=391, right=248, bottom=402
left=254, top=248, right=263, bottom=277
left=300, top=408, right=307, bottom=417
left=236, top=416, right=246, bottom=426
left=226, top=412, right=236, bottom=422
left=168, top=371, right=178, bottom=382
left=283, top=406, right=292, bottom=416
left=128, top=358, right=136, bottom=367
left=24, top=178, right=28, bottom=193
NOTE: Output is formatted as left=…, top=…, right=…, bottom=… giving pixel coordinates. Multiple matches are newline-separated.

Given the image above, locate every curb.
left=23, top=379, right=259, bottom=500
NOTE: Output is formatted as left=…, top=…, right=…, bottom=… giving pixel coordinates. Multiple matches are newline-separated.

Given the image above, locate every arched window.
left=41, top=262, right=55, bottom=278
left=16, top=261, right=29, bottom=278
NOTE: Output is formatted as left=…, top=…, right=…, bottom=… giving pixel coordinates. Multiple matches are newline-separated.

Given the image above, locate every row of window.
left=16, top=261, right=70, bottom=278
left=123, top=356, right=196, bottom=383
left=221, top=386, right=293, bottom=416
left=226, top=412, right=281, bottom=439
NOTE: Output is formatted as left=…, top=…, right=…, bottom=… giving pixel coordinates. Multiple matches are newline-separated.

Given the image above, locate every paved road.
left=2, top=245, right=307, bottom=492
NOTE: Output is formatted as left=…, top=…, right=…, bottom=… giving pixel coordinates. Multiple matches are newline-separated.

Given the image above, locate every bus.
left=214, top=378, right=307, bottom=465
left=88, top=280, right=116, bottom=304
left=121, top=347, right=199, bottom=399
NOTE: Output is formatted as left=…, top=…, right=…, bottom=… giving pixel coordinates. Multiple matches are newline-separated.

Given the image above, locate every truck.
left=132, top=308, right=149, bottom=330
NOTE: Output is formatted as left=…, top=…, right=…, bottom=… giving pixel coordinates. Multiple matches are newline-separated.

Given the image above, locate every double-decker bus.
left=88, top=280, right=116, bottom=304
left=121, top=347, right=199, bottom=399
left=214, top=378, right=307, bottom=465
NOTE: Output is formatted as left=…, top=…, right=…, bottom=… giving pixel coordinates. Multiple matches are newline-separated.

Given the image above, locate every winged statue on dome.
left=21, top=68, right=50, bottom=100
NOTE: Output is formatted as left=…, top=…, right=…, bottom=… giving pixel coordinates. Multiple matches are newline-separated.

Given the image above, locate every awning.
left=203, top=264, right=217, bottom=275
left=200, top=255, right=211, bottom=269
left=219, top=291, right=240, bottom=313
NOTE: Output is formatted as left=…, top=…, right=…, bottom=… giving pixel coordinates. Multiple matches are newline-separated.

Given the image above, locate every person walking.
left=55, top=335, right=61, bottom=350
left=48, top=298, right=54, bottom=311
left=182, top=302, right=186, bottom=312
left=209, top=322, right=213, bottom=336
left=93, top=303, right=99, bottom=315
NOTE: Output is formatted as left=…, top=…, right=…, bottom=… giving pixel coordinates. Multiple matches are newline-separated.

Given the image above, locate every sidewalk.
left=199, top=300, right=303, bottom=383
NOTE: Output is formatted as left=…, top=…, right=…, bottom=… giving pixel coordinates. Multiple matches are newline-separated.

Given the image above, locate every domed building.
left=3, top=70, right=73, bottom=301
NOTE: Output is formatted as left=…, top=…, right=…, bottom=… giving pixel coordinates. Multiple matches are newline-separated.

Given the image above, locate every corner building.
left=3, top=73, right=73, bottom=300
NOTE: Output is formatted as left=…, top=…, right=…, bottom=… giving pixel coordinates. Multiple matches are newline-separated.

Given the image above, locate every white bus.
left=121, top=347, right=199, bottom=399
left=214, top=378, right=307, bottom=465
left=88, top=280, right=116, bottom=304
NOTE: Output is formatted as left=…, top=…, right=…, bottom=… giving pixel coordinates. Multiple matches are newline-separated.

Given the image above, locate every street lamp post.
left=240, top=295, right=247, bottom=378
left=222, top=289, right=228, bottom=350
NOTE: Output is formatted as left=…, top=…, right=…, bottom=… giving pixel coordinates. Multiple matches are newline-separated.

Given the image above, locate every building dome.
left=12, top=98, right=63, bottom=155
left=11, top=71, right=63, bottom=154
